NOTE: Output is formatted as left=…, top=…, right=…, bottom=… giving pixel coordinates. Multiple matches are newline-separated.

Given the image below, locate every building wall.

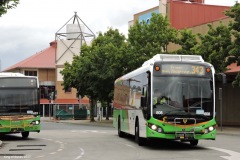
left=55, top=39, right=81, bottom=100
left=167, top=17, right=232, bottom=52
left=133, top=6, right=159, bottom=23
left=56, top=39, right=81, bottom=84
left=216, top=83, right=240, bottom=126
left=38, top=69, right=55, bottom=82
left=55, top=81, right=77, bottom=99
left=169, top=1, right=230, bottom=30
left=5, top=68, right=55, bottom=81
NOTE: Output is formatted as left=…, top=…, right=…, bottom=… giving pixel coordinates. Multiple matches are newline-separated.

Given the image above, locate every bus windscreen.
left=0, top=78, right=37, bottom=88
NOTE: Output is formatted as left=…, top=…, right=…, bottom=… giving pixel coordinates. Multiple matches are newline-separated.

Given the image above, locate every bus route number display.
left=161, top=64, right=205, bottom=76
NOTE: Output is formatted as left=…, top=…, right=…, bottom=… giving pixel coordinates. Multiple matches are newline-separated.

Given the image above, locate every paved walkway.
left=1, top=117, right=240, bottom=148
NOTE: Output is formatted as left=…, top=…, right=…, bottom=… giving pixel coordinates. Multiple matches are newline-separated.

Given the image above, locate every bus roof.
left=142, top=54, right=204, bottom=66
left=115, top=54, right=207, bottom=83
left=0, top=72, right=37, bottom=79
left=0, top=72, right=25, bottom=77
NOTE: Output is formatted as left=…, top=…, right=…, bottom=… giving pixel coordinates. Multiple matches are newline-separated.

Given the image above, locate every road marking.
left=71, top=130, right=107, bottom=134
left=41, top=138, right=65, bottom=156
left=75, top=148, right=84, bottom=159
left=208, top=147, right=240, bottom=160
left=125, top=144, right=136, bottom=149
left=42, top=138, right=53, bottom=141
left=35, top=155, right=45, bottom=158
left=55, top=140, right=63, bottom=144
left=57, top=149, right=63, bottom=152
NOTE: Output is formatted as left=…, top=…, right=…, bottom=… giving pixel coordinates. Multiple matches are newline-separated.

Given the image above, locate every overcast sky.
left=0, top=0, right=237, bottom=71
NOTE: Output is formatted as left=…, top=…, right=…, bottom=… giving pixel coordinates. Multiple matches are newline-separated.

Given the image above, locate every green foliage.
left=225, top=2, right=240, bottom=86
left=61, top=28, right=128, bottom=120
left=60, top=28, right=127, bottom=103
left=195, top=23, right=232, bottom=73
left=0, top=0, right=19, bottom=17
left=128, top=13, right=178, bottom=69
left=225, top=2, right=240, bottom=66
left=176, top=29, right=198, bottom=55
left=232, top=72, right=240, bottom=87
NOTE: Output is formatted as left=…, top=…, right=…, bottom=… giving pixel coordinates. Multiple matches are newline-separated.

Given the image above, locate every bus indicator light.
left=206, top=68, right=211, bottom=73
left=155, top=66, right=160, bottom=71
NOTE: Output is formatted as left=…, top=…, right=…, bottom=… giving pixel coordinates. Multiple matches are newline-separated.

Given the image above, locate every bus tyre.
left=135, top=121, right=146, bottom=146
left=21, top=131, right=29, bottom=138
left=190, top=140, right=198, bottom=146
left=118, top=116, right=124, bottom=138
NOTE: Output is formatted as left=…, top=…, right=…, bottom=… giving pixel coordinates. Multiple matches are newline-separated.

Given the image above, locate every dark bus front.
left=0, top=77, right=39, bottom=115
left=0, top=77, right=40, bottom=137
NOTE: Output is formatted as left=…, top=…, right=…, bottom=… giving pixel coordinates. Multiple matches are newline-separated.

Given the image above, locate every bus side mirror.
left=215, top=73, right=226, bottom=84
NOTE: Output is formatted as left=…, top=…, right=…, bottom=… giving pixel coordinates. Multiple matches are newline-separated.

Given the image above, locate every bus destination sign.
left=161, top=64, right=205, bottom=76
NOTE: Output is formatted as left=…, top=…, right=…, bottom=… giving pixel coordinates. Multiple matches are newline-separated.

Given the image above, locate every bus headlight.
left=31, top=120, right=40, bottom=125
left=205, top=126, right=215, bottom=134
left=208, top=126, right=214, bottom=132
left=148, top=123, right=163, bottom=133
left=151, top=125, right=157, bottom=130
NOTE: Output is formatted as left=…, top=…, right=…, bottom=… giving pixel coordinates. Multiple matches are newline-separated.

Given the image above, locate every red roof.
left=4, top=41, right=56, bottom=71
left=226, top=63, right=240, bottom=74
left=170, top=1, right=230, bottom=30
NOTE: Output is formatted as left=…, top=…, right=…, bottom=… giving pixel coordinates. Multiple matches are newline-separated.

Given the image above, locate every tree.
left=225, top=2, right=240, bottom=87
left=176, top=29, right=198, bottom=55
left=195, top=23, right=232, bottom=73
left=0, top=0, right=19, bottom=17
left=61, top=28, right=128, bottom=121
left=128, top=13, right=178, bottom=69
left=85, top=28, right=128, bottom=120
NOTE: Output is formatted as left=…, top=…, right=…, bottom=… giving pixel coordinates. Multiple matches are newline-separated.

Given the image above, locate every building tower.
left=55, top=12, right=95, bottom=102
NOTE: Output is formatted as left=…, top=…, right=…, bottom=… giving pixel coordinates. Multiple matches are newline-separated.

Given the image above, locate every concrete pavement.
left=41, top=116, right=114, bottom=127
left=40, top=117, right=240, bottom=136
left=1, top=117, right=240, bottom=148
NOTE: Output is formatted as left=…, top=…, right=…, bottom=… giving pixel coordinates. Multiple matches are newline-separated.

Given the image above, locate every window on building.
left=65, top=87, right=72, bottom=93
left=24, top=70, right=37, bottom=76
left=40, top=86, right=55, bottom=99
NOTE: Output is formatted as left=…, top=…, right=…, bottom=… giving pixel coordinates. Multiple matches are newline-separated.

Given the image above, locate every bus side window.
left=141, top=87, right=147, bottom=107
left=141, top=85, right=149, bottom=119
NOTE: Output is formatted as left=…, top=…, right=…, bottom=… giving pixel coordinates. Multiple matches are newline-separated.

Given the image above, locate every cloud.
left=0, top=0, right=159, bottom=70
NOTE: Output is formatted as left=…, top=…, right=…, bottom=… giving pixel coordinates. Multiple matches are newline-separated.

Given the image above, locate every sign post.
left=219, top=88, right=223, bottom=131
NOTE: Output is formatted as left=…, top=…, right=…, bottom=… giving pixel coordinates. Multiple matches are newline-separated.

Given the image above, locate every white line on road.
left=208, top=147, right=240, bottom=160
left=35, top=155, right=45, bottom=159
left=75, top=148, right=85, bottom=159
left=125, top=144, right=136, bottom=149
left=42, top=138, right=53, bottom=141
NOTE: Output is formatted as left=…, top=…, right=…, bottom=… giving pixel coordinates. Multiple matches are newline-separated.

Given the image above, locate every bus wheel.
left=190, top=140, right=198, bottom=146
left=118, top=116, right=124, bottom=137
left=21, top=131, right=29, bottom=138
left=135, top=121, right=146, bottom=146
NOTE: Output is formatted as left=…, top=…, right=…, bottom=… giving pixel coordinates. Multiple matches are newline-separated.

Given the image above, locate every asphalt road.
left=0, top=121, right=240, bottom=160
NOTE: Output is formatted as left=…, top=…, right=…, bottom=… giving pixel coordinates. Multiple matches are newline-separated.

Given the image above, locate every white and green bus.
left=0, top=72, right=40, bottom=138
left=113, top=54, right=218, bottom=146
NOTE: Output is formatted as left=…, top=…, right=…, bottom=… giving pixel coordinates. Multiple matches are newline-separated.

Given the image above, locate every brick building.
left=4, top=41, right=89, bottom=117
